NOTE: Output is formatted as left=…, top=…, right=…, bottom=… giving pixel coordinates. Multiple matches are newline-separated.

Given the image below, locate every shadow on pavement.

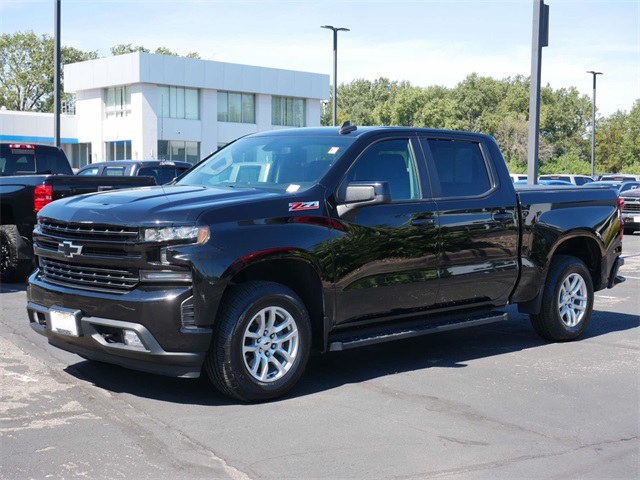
left=0, top=282, right=26, bottom=293
left=63, top=306, right=639, bottom=406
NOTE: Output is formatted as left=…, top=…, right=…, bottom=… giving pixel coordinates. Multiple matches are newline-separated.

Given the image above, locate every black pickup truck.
left=26, top=125, right=625, bottom=402
left=0, top=143, right=155, bottom=281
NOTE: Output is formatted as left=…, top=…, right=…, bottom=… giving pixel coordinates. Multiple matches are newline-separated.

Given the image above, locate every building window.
left=158, top=140, right=200, bottom=164
left=217, top=91, right=255, bottom=123
left=105, top=140, right=132, bottom=161
left=68, top=143, right=92, bottom=169
left=158, top=86, right=199, bottom=120
left=105, top=86, right=131, bottom=118
left=272, top=96, right=306, bottom=127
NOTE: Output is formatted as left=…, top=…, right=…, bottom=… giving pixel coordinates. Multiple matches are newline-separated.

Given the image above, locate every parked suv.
left=538, top=174, right=594, bottom=185
left=77, top=160, right=192, bottom=184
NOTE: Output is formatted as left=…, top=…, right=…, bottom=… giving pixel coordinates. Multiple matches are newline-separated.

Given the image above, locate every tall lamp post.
left=321, top=25, right=349, bottom=126
left=587, top=70, right=603, bottom=178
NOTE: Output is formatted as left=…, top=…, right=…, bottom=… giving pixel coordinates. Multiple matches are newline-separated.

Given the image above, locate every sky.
left=1, top=0, right=638, bottom=117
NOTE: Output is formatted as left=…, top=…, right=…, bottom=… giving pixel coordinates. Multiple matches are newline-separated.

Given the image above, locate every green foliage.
left=110, top=44, right=199, bottom=58
left=110, top=43, right=150, bottom=55
left=1, top=30, right=97, bottom=112
left=0, top=33, right=203, bottom=114
left=2, top=31, right=638, bottom=173
left=153, top=46, right=178, bottom=56
left=538, top=153, right=592, bottom=175
left=337, top=73, right=639, bottom=174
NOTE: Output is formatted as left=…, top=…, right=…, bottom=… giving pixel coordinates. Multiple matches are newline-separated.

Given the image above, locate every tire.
left=530, top=255, right=594, bottom=342
left=205, top=281, right=312, bottom=402
left=0, top=225, right=31, bottom=283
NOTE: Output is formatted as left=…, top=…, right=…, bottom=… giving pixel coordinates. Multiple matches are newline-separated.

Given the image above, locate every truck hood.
left=38, top=185, right=280, bottom=225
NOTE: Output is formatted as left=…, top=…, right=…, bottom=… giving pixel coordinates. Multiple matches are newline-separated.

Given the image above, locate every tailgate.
left=46, top=175, right=157, bottom=200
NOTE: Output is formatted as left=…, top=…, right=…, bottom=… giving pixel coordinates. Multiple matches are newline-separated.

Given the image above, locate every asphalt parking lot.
left=1, top=234, right=638, bottom=479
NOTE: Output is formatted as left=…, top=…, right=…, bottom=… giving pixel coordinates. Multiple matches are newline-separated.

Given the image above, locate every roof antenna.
left=339, top=120, right=357, bottom=135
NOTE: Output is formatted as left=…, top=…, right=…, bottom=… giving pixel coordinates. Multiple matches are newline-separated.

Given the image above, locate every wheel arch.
left=518, top=231, right=603, bottom=315
left=225, top=255, right=327, bottom=351
left=549, top=233, right=603, bottom=290
left=1, top=203, right=16, bottom=226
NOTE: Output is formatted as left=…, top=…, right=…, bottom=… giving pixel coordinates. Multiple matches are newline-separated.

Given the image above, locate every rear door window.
left=77, top=167, right=100, bottom=176
left=422, top=139, right=492, bottom=198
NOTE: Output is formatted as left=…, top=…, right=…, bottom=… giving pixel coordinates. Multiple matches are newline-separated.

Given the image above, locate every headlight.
left=141, top=225, right=209, bottom=244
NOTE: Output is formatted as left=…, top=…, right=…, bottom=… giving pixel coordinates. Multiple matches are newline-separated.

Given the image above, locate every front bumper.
left=27, top=275, right=212, bottom=378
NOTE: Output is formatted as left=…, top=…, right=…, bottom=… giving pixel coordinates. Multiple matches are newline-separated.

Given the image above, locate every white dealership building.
left=0, top=52, right=330, bottom=168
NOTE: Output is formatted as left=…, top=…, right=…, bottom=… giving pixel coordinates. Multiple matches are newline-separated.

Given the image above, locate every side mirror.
left=337, top=181, right=392, bottom=218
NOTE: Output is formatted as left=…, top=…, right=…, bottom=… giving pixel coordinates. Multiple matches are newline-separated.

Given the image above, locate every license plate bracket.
left=50, top=307, right=82, bottom=337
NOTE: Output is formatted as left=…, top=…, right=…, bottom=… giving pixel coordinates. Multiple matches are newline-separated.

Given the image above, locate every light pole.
left=587, top=70, right=603, bottom=178
left=321, top=25, right=349, bottom=126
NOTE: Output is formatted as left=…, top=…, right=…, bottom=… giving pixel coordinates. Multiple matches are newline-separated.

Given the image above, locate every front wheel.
left=0, top=225, right=32, bottom=283
left=205, top=281, right=312, bottom=402
left=530, top=255, right=594, bottom=342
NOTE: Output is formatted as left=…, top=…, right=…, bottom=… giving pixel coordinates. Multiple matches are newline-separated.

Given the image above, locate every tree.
left=110, top=43, right=150, bottom=55
left=0, top=31, right=97, bottom=112
left=111, top=44, right=201, bottom=59
left=620, top=100, right=640, bottom=172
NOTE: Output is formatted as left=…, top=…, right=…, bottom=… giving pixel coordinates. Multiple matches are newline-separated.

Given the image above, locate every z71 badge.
left=289, top=201, right=320, bottom=212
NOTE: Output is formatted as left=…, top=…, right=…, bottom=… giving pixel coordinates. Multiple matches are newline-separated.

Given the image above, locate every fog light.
left=140, top=270, right=192, bottom=282
left=123, top=329, right=144, bottom=348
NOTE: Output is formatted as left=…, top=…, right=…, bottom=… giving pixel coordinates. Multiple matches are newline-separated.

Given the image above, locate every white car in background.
left=538, top=174, right=594, bottom=185
left=509, top=173, right=527, bottom=182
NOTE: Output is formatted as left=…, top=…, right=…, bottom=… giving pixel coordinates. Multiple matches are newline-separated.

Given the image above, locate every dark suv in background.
left=77, top=160, right=192, bottom=184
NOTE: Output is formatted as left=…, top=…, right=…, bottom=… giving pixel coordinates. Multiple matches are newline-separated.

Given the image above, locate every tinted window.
left=0, top=146, right=72, bottom=176
left=178, top=135, right=353, bottom=192
left=78, top=167, right=100, bottom=176
left=425, top=139, right=491, bottom=197
left=138, top=166, right=178, bottom=184
left=344, top=138, right=420, bottom=201
left=574, top=176, right=593, bottom=185
left=103, top=167, right=125, bottom=176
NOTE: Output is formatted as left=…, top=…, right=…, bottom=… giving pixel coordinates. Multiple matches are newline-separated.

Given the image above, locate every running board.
left=328, top=312, right=508, bottom=352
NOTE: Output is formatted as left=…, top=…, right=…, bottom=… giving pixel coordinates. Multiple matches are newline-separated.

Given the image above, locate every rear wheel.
left=205, top=281, right=311, bottom=402
left=530, top=255, right=594, bottom=342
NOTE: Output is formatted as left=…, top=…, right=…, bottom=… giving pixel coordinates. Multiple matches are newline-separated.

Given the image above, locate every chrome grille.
left=623, top=200, right=640, bottom=213
left=39, top=220, right=138, bottom=242
left=40, top=258, right=138, bottom=292
left=36, top=237, right=142, bottom=259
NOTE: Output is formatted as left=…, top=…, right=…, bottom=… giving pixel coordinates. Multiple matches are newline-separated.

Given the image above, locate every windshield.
left=176, top=135, right=353, bottom=192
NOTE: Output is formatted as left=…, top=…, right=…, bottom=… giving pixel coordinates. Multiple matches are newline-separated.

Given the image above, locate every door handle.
left=492, top=212, right=514, bottom=223
left=411, top=218, right=436, bottom=227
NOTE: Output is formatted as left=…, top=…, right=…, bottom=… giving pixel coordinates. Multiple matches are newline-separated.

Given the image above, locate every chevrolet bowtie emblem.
left=58, top=241, right=83, bottom=258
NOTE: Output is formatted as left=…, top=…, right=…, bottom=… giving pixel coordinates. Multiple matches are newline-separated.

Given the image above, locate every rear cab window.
left=0, top=144, right=72, bottom=176
left=138, top=166, right=180, bottom=184
left=103, top=167, right=126, bottom=176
